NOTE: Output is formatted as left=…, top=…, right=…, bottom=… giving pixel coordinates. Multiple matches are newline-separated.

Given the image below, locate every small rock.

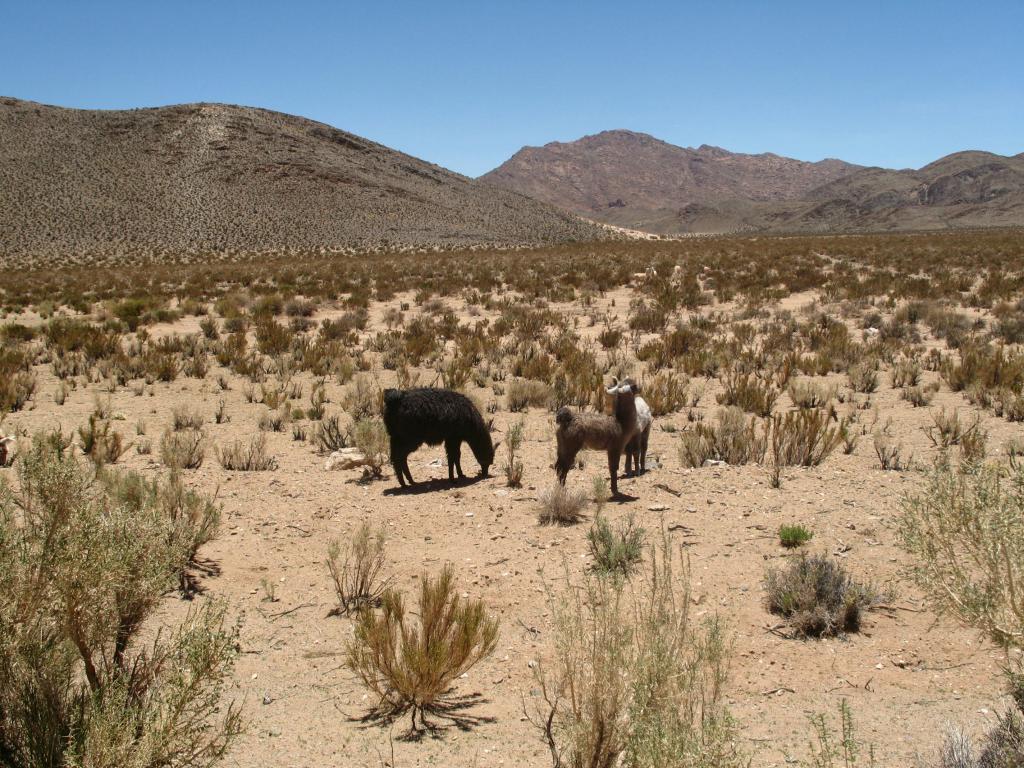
left=648, top=504, right=669, bottom=512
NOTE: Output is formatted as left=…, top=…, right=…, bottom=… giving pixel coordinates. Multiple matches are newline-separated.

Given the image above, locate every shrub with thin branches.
left=216, top=434, right=278, bottom=471
left=925, top=407, right=980, bottom=448
left=716, top=371, right=778, bottom=417
left=503, top=421, right=525, bottom=487
left=342, top=373, right=381, bottom=421
left=0, top=441, right=240, bottom=768
left=327, top=522, right=388, bottom=615
left=874, top=432, right=911, bottom=471
left=788, top=380, right=834, bottom=410
left=345, top=564, right=499, bottom=732
left=587, top=513, right=645, bottom=576
left=313, top=413, right=349, bottom=454
left=507, top=378, right=553, bottom=412
left=351, top=418, right=389, bottom=478
left=643, top=370, right=688, bottom=416
left=172, top=404, right=205, bottom=431
left=678, top=407, right=767, bottom=467
left=78, top=415, right=130, bottom=466
left=160, top=427, right=205, bottom=470
left=847, top=362, right=879, bottom=394
left=770, top=409, right=845, bottom=468
left=899, top=461, right=1024, bottom=648
left=532, top=527, right=744, bottom=768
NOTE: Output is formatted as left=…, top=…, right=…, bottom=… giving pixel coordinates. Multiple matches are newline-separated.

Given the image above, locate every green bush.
left=0, top=441, right=240, bottom=768
left=588, top=513, right=645, bottom=576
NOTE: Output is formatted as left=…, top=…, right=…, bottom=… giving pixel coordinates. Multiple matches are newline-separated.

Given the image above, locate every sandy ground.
left=2, top=287, right=1019, bottom=768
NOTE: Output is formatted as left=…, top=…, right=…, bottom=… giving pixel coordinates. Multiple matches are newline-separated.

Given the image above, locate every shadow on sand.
left=382, top=474, right=489, bottom=496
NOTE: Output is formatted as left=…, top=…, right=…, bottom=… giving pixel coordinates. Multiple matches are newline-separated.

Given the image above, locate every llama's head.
left=472, top=419, right=499, bottom=478
left=605, top=377, right=637, bottom=423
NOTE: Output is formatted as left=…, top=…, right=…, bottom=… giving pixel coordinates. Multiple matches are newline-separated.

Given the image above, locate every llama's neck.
left=612, top=393, right=638, bottom=428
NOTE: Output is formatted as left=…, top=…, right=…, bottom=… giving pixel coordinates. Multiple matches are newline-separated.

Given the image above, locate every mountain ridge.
left=480, top=130, right=1024, bottom=234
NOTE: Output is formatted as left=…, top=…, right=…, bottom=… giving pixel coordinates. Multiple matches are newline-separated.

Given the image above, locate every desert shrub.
left=643, top=370, right=688, bottom=416
left=351, top=418, right=389, bottom=478
left=788, top=380, right=834, bottom=409
left=508, top=378, right=554, bottom=412
left=0, top=371, right=36, bottom=413
left=808, top=700, right=876, bottom=768
left=532, top=528, right=743, bottom=768
left=960, top=426, right=987, bottom=467
left=538, top=484, right=588, bottom=526
left=100, top=466, right=221, bottom=584
left=770, top=409, right=845, bottom=468
left=160, top=427, right=205, bottom=470
left=308, top=382, right=327, bottom=420
left=171, top=404, right=205, bottom=431
left=874, top=432, right=911, bottom=471
left=587, top=513, right=645, bottom=576
left=899, top=460, right=1024, bottom=648
left=678, top=407, right=767, bottom=467
left=346, top=564, right=499, bottom=731
left=216, top=434, right=277, bottom=471
left=924, top=407, right=980, bottom=448
left=598, top=324, right=623, bottom=349
left=891, top=357, right=922, bottom=388
left=257, top=408, right=285, bottom=432
left=847, top=362, right=879, bottom=393
left=327, top=522, right=388, bottom=615
left=313, top=414, right=349, bottom=453
left=342, top=373, right=380, bottom=421
left=503, top=420, right=525, bottom=487
left=0, top=442, right=239, bottom=768
left=716, top=371, right=778, bottom=417
left=901, top=383, right=938, bottom=407
left=779, top=524, right=813, bottom=548
left=78, top=415, right=129, bottom=466
left=764, top=552, right=879, bottom=638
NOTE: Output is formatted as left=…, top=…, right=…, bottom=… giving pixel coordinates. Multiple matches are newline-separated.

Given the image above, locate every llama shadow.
left=382, top=475, right=488, bottom=496
left=610, top=491, right=639, bottom=503
left=353, top=692, right=494, bottom=741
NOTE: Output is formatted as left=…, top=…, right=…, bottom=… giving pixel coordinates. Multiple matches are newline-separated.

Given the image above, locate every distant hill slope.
left=480, top=130, right=1024, bottom=234
left=0, top=98, right=604, bottom=263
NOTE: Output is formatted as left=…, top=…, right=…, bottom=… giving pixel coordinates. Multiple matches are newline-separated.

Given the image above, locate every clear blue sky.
left=4, top=1, right=1022, bottom=176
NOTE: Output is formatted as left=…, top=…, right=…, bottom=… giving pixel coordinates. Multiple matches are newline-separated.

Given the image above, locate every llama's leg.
left=391, top=444, right=407, bottom=487
left=444, top=438, right=463, bottom=482
left=453, top=439, right=465, bottom=479
left=401, top=454, right=415, bottom=486
left=555, top=450, right=572, bottom=485
left=608, top=450, right=621, bottom=497
left=640, top=431, right=649, bottom=474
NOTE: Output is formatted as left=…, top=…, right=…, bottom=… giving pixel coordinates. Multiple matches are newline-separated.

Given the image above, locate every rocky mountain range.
left=480, top=130, right=1024, bottom=234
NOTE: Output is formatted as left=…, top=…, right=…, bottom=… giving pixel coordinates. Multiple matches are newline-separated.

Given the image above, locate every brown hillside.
left=0, top=98, right=605, bottom=263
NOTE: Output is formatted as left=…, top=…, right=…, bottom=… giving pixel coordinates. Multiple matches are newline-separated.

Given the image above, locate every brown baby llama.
left=554, top=377, right=639, bottom=497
